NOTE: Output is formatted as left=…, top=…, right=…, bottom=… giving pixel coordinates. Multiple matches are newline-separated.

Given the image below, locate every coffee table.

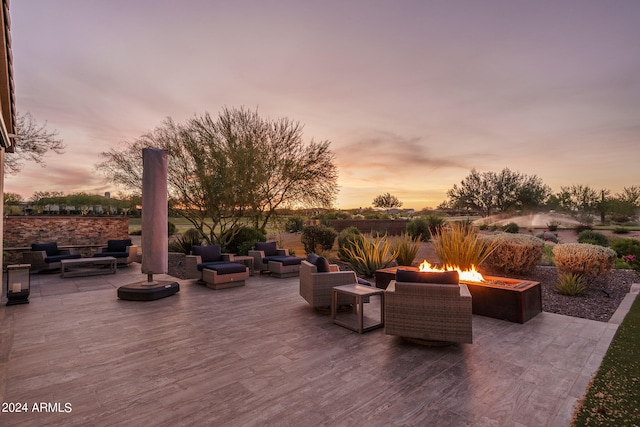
left=60, top=257, right=117, bottom=278
left=332, top=284, right=385, bottom=333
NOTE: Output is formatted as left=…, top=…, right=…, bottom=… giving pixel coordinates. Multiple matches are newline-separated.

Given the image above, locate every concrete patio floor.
left=1, top=264, right=638, bottom=426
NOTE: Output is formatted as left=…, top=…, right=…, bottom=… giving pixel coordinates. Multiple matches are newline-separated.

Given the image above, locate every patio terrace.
left=1, top=265, right=636, bottom=426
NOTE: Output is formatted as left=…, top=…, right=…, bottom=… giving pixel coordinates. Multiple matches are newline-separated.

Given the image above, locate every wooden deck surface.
left=0, top=265, right=624, bottom=426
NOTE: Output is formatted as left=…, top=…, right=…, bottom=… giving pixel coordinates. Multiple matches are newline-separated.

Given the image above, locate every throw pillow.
left=255, top=241, right=277, bottom=257
left=395, top=269, right=459, bottom=285
left=192, top=245, right=222, bottom=262
left=314, top=256, right=331, bottom=273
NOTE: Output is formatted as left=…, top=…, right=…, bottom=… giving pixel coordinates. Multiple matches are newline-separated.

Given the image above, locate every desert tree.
left=4, top=112, right=65, bottom=175
left=555, top=184, right=601, bottom=216
left=372, top=193, right=403, bottom=213
left=97, top=107, right=338, bottom=248
left=446, top=168, right=549, bottom=217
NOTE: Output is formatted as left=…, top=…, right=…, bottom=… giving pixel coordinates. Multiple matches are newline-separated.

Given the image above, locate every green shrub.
left=481, top=233, right=544, bottom=275
left=613, top=226, right=630, bottom=234
left=610, top=238, right=640, bottom=272
left=285, top=216, right=304, bottom=233
left=168, top=221, right=177, bottom=236
left=615, top=258, right=633, bottom=269
left=168, top=228, right=203, bottom=254
left=406, top=217, right=430, bottom=241
left=554, top=273, right=588, bottom=296
left=337, top=226, right=361, bottom=262
left=301, top=224, right=337, bottom=255
left=546, top=220, right=560, bottom=231
left=536, top=231, right=559, bottom=243
left=432, top=222, right=498, bottom=271
left=391, top=233, right=421, bottom=266
left=574, top=224, right=593, bottom=234
left=226, top=226, right=266, bottom=255
left=342, top=234, right=398, bottom=277
left=541, top=242, right=555, bottom=266
left=425, top=214, right=446, bottom=235
left=552, top=243, right=616, bottom=282
left=502, top=222, right=520, bottom=234
left=577, top=230, right=609, bottom=246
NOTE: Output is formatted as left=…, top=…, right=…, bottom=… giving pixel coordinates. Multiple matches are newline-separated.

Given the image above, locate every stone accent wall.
left=3, top=216, right=129, bottom=266
left=328, top=219, right=408, bottom=236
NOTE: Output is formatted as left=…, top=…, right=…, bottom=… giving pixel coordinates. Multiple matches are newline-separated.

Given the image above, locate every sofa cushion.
left=395, top=269, right=459, bottom=285
left=314, top=256, right=331, bottom=273
left=255, top=241, right=278, bottom=257
left=307, top=253, right=320, bottom=265
left=192, top=245, right=222, bottom=262
left=44, top=253, right=81, bottom=263
left=107, top=239, right=132, bottom=253
left=199, top=261, right=247, bottom=274
left=264, top=255, right=303, bottom=266
left=32, top=242, right=60, bottom=256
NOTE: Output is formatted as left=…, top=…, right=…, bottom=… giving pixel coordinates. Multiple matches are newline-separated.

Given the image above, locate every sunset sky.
left=6, top=0, right=640, bottom=209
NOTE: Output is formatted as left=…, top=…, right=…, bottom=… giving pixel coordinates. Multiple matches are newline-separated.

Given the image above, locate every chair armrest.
left=459, top=283, right=471, bottom=298
left=22, top=251, right=46, bottom=271
left=222, top=253, right=234, bottom=262
left=185, top=255, right=202, bottom=279
left=276, top=249, right=289, bottom=256
left=385, top=280, right=397, bottom=293
left=59, top=248, right=73, bottom=255
left=248, top=250, right=267, bottom=271
left=329, top=264, right=340, bottom=272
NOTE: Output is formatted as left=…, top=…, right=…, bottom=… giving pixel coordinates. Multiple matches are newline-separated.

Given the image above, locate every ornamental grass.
left=431, top=222, right=498, bottom=271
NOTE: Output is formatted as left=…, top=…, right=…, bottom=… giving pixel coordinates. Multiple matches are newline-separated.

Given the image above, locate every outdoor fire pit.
left=375, top=266, right=541, bottom=324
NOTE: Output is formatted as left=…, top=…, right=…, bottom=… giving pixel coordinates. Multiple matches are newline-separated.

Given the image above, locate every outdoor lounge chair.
left=93, top=239, right=138, bottom=266
left=248, top=241, right=303, bottom=278
left=299, top=254, right=359, bottom=310
left=185, top=245, right=249, bottom=290
left=384, top=270, right=473, bottom=345
left=22, top=242, right=82, bottom=273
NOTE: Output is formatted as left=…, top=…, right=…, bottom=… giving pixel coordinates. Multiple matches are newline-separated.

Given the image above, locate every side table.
left=332, top=284, right=385, bottom=333
left=233, top=255, right=255, bottom=276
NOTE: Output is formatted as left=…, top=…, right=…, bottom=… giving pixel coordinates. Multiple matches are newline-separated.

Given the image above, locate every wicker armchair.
left=299, top=259, right=358, bottom=309
left=248, top=241, right=303, bottom=277
left=384, top=270, right=473, bottom=344
left=185, top=245, right=249, bottom=290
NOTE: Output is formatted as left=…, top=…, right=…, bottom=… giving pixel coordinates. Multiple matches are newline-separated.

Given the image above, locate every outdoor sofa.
left=22, top=242, right=82, bottom=273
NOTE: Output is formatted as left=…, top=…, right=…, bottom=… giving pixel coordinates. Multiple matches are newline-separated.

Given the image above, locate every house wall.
left=3, top=216, right=130, bottom=266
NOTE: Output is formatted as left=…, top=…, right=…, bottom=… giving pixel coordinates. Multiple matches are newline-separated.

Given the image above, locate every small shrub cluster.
left=285, top=216, right=304, bottom=233
left=342, top=234, right=398, bottom=277
left=481, top=233, right=544, bottom=275
left=613, top=226, right=630, bottom=234
left=391, top=233, right=421, bottom=266
left=337, top=227, right=361, bottom=261
left=502, top=222, right=520, bottom=233
left=168, top=221, right=177, bottom=236
left=577, top=230, right=609, bottom=246
left=610, top=238, right=640, bottom=272
left=432, top=222, right=497, bottom=271
left=574, top=224, right=593, bottom=234
left=425, top=214, right=446, bottom=235
left=226, top=226, right=266, bottom=255
left=406, top=217, right=430, bottom=241
left=540, top=241, right=556, bottom=266
left=546, top=220, right=560, bottom=231
left=168, top=228, right=203, bottom=254
left=552, top=243, right=616, bottom=282
left=301, top=224, right=337, bottom=255
left=536, top=231, right=559, bottom=243
left=554, top=273, right=588, bottom=296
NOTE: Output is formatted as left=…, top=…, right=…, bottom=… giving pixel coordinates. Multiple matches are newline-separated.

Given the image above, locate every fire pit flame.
left=418, top=260, right=485, bottom=283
